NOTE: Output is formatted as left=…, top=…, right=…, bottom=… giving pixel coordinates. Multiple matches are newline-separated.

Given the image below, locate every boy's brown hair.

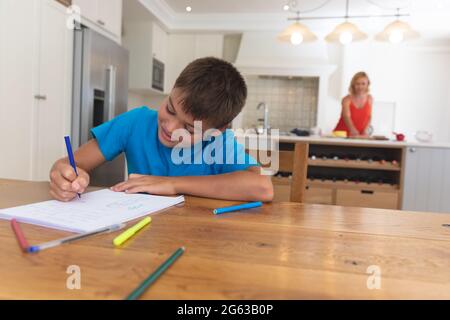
left=174, top=57, right=247, bottom=128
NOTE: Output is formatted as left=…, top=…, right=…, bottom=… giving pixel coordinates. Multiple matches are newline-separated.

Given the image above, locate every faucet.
left=256, top=102, right=269, bottom=133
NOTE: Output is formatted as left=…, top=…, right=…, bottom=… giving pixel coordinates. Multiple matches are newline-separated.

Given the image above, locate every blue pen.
left=213, top=201, right=263, bottom=215
left=64, top=136, right=81, bottom=199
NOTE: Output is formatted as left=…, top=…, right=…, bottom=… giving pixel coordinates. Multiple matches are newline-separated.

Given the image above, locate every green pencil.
left=126, top=246, right=185, bottom=300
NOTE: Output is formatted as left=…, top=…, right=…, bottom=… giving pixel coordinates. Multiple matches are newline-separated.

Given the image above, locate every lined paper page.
left=0, top=189, right=184, bottom=233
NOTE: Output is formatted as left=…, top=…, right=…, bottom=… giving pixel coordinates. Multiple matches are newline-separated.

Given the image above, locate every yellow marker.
left=113, top=217, right=151, bottom=247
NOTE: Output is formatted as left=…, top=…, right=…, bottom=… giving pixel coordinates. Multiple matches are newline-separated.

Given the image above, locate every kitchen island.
left=236, top=133, right=450, bottom=214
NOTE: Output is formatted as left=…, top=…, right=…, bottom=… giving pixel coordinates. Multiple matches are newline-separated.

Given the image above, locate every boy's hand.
left=111, top=174, right=177, bottom=196
left=49, top=161, right=90, bottom=201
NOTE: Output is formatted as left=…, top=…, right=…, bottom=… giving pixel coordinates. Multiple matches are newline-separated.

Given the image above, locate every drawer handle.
left=34, top=94, right=47, bottom=100
left=361, top=190, right=374, bottom=195
left=97, top=20, right=105, bottom=26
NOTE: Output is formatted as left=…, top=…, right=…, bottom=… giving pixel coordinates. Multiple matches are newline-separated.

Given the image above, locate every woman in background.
left=334, top=72, right=373, bottom=137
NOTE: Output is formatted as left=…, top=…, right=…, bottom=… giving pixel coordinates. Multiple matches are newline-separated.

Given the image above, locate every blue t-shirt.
left=90, top=106, right=257, bottom=177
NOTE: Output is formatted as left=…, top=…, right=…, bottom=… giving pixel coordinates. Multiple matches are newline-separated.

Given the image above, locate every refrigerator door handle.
left=106, top=65, right=117, bottom=121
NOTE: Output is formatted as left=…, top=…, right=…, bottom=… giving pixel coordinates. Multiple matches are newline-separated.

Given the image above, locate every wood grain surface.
left=0, top=179, right=449, bottom=299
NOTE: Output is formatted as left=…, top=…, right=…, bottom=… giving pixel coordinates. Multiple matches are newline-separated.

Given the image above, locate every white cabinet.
left=34, top=0, right=74, bottom=181
left=152, top=23, right=168, bottom=63
left=123, top=20, right=224, bottom=95
left=97, top=0, right=122, bottom=38
left=72, top=0, right=97, bottom=23
left=165, top=33, right=224, bottom=94
left=0, top=0, right=39, bottom=180
left=165, top=34, right=196, bottom=94
left=123, top=21, right=168, bottom=93
left=402, top=146, right=450, bottom=213
left=195, top=35, right=224, bottom=58
left=73, top=0, right=122, bottom=41
left=0, top=0, right=73, bottom=181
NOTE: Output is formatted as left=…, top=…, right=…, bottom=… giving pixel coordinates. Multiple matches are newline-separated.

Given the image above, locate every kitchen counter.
left=234, top=132, right=450, bottom=149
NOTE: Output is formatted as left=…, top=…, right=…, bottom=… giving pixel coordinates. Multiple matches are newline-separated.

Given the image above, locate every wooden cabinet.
left=270, top=141, right=404, bottom=209
left=0, top=0, right=72, bottom=181
left=271, top=179, right=334, bottom=204
left=402, top=147, right=450, bottom=213
left=271, top=177, right=290, bottom=202
left=336, top=189, right=398, bottom=209
left=304, top=187, right=334, bottom=205
left=73, top=0, right=122, bottom=41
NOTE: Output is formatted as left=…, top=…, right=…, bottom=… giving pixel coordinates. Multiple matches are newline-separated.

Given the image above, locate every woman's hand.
left=349, top=128, right=360, bottom=137
left=111, top=174, right=178, bottom=195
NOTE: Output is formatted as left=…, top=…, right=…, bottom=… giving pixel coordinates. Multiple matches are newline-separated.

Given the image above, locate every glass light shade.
left=339, top=31, right=353, bottom=44
left=290, top=32, right=304, bottom=45
left=278, top=22, right=317, bottom=44
left=325, top=21, right=368, bottom=44
left=375, top=20, right=419, bottom=43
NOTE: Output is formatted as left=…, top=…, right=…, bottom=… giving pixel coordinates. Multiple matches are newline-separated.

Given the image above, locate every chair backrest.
left=289, top=142, right=309, bottom=202
left=247, top=142, right=309, bottom=202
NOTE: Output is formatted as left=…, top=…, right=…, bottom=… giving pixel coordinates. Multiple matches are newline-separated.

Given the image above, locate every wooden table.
left=0, top=179, right=449, bottom=299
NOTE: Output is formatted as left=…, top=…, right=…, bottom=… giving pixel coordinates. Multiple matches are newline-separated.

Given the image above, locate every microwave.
left=152, top=58, right=165, bottom=92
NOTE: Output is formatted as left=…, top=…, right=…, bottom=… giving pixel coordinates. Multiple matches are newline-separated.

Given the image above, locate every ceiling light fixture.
left=277, top=12, right=318, bottom=45
left=375, top=8, right=419, bottom=43
left=324, top=0, right=367, bottom=44
left=185, top=6, right=192, bottom=12
left=279, top=0, right=418, bottom=45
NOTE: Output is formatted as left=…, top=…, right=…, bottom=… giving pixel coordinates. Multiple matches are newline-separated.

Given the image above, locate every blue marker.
left=213, top=201, right=263, bottom=215
left=64, top=136, right=81, bottom=199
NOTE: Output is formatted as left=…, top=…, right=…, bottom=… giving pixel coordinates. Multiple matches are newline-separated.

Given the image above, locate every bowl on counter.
left=415, top=131, right=433, bottom=143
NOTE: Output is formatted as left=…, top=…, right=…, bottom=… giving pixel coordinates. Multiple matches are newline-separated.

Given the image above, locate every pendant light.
left=325, top=0, right=367, bottom=44
left=278, top=12, right=317, bottom=45
left=278, top=0, right=417, bottom=45
left=375, top=9, right=419, bottom=43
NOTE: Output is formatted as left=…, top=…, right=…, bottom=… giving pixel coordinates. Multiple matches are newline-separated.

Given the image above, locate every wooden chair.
left=247, top=142, right=309, bottom=202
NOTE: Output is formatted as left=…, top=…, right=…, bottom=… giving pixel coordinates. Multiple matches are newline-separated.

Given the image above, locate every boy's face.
left=157, top=88, right=224, bottom=148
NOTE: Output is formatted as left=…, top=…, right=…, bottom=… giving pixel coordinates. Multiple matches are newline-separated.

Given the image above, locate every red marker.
left=11, top=219, right=30, bottom=252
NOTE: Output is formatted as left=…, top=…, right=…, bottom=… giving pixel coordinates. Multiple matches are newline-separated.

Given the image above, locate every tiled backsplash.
left=241, top=76, right=319, bottom=132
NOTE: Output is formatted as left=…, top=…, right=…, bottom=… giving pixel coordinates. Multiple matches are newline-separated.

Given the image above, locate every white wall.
left=323, top=41, right=450, bottom=142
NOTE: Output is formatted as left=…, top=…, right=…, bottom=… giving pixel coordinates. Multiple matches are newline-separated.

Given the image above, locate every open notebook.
left=0, top=189, right=184, bottom=233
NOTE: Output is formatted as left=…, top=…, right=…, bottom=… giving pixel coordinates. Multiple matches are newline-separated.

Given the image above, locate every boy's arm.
left=111, top=166, right=274, bottom=202
left=50, top=139, right=106, bottom=201
left=71, top=139, right=106, bottom=172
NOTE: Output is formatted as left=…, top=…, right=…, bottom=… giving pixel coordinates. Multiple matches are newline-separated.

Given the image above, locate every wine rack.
left=273, top=142, right=405, bottom=209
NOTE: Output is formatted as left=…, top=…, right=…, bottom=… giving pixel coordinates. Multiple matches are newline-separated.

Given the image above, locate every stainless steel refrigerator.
left=72, top=26, right=129, bottom=187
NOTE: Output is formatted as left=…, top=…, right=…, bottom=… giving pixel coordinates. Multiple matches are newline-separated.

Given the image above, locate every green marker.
left=126, top=247, right=185, bottom=300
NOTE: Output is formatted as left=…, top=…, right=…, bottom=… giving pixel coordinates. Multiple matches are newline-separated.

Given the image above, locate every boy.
left=49, top=57, right=273, bottom=202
